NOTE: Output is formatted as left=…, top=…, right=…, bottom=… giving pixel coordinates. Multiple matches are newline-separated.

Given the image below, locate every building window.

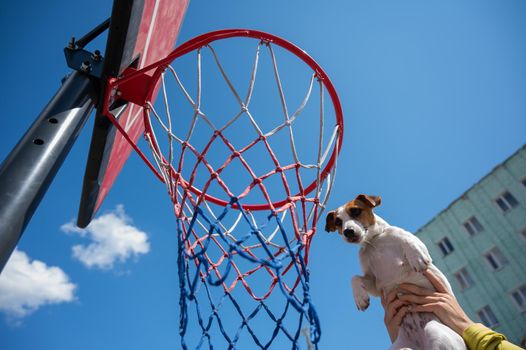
left=495, top=191, right=519, bottom=212
left=454, top=267, right=474, bottom=290
left=463, top=216, right=484, bottom=236
left=437, top=237, right=454, bottom=256
left=521, top=177, right=526, bottom=188
left=511, top=285, right=526, bottom=312
left=477, top=305, right=499, bottom=328
left=484, top=247, right=509, bottom=271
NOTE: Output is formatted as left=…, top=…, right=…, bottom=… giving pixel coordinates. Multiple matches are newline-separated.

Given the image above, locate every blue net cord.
left=177, top=197, right=321, bottom=349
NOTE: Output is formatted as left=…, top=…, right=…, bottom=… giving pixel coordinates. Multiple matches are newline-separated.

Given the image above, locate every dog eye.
left=335, top=218, right=342, bottom=226
left=349, top=208, right=362, bottom=217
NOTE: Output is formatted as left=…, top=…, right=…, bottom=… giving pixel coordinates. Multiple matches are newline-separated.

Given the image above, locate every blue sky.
left=1, top=1, right=525, bottom=349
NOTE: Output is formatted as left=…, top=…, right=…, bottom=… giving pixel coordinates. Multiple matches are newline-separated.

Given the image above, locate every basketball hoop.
left=101, top=29, right=344, bottom=349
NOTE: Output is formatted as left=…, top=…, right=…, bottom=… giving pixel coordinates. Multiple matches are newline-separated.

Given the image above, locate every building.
left=415, top=144, right=526, bottom=346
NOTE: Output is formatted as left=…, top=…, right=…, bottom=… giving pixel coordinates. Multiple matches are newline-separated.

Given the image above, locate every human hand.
left=397, top=269, right=474, bottom=335
left=381, top=289, right=411, bottom=342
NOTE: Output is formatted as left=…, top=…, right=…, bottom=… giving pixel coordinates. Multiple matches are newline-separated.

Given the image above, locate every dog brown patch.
left=344, top=194, right=382, bottom=228
left=356, top=194, right=381, bottom=208
left=325, top=211, right=337, bottom=232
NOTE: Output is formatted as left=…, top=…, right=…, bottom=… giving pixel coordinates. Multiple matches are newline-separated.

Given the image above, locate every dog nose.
left=343, top=229, right=355, bottom=239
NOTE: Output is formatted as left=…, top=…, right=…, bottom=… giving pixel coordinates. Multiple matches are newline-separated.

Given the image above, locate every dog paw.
left=355, top=293, right=370, bottom=311
left=406, top=248, right=431, bottom=272
left=352, top=277, right=370, bottom=311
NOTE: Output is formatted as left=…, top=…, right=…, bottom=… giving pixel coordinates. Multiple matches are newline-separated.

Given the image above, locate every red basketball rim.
left=110, top=29, right=344, bottom=211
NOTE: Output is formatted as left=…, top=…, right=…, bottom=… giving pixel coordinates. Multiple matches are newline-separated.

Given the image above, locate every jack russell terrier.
left=325, top=194, right=466, bottom=350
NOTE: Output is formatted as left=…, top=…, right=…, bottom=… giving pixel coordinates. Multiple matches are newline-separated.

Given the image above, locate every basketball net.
left=103, top=30, right=344, bottom=349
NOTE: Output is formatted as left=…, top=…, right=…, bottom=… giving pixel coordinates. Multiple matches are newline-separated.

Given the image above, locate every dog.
left=325, top=194, right=466, bottom=350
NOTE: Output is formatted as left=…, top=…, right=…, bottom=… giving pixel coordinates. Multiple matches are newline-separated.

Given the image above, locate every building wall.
left=415, top=144, right=526, bottom=345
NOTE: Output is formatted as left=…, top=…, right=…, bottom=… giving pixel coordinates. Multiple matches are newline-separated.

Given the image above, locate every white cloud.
left=0, top=249, right=76, bottom=320
left=61, top=205, right=150, bottom=269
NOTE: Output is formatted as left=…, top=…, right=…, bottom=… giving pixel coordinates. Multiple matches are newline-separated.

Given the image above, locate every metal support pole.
left=0, top=70, right=96, bottom=272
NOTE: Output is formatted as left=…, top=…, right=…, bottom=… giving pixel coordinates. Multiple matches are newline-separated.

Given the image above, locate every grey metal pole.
left=0, top=70, right=96, bottom=272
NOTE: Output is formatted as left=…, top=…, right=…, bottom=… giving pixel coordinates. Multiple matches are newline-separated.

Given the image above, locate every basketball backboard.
left=77, top=0, right=188, bottom=227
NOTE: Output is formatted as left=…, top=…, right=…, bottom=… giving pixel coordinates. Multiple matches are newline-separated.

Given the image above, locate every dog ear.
left=356, top=194, right=382, bottom=208
left=325, top=211, right=337, bottom=232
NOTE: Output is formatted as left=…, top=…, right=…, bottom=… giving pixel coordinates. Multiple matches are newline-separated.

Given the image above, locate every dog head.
left=325, top=194, right=382, bottom=243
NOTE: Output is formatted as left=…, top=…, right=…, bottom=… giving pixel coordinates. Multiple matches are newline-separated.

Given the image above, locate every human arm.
left=462, top=323, right=524, bottom=350
left=397, top=269, right=524, bottom=350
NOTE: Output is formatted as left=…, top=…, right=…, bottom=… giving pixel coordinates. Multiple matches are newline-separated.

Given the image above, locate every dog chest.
left=361, top=237, right=413, bottom=291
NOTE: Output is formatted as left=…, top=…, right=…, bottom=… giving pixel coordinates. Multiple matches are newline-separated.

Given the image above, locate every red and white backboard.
left=78, top=0, right=188, bottom=227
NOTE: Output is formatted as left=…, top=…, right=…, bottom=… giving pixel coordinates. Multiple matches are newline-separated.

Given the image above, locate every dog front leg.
left=402, top=235, right=432, bottom=272
left=352, top=275, right=375, bottom=311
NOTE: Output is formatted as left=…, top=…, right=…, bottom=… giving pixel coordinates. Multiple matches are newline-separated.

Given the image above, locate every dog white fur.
left=325, top=194, right=466, bottom=350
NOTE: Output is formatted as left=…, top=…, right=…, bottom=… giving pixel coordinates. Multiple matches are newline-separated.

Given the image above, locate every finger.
left=386, top=299, right=406, bottom=322
left=382, top=289, right=398, bottom=308
left=391, top=305, right=410, bottom=326
left=423, top=269, right=448, bottom=294
left=409, top=303, right=438, bottom=313
left=398, top=283, right=434, bottom=296
left=398, top=294, right=438, bottom=305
